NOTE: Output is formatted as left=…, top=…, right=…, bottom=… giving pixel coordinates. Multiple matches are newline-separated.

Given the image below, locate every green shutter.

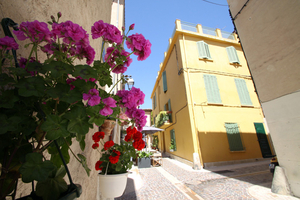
left=235, top=79, right=253, bottom=106
left=197, top=41, right=211, bottom=59
left=226, top=46, right=240, bottom=64
left=203, top=74, right=222, bottom=104
left=225, top=123, right=244, bottom=151
left=162, top=71, right=168, bottom=92
left=164, top=104, right=166, bottom=111
left=168, top=99, right=172, bottom=122
left=170, top=129, right=176, bottom=151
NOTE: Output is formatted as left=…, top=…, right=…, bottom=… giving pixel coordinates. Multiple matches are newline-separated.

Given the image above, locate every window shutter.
left=225, top=123, right=244, bottom=151
left=164, top=104, right=166, bottom=111
left=197, top=41, right=211, bottom=59
left=168, top=99, right=172, bottom=122
left=153, top=92, right=156, bottom=109
left=203, top=74, right=222, bottom=104
left=226, top=46, right=240, bottom=64
left=204, top=42, right=212, bottom=59
left=162, top=71, right=168, bottom=92
left=235, top=79, right=253, bottom=106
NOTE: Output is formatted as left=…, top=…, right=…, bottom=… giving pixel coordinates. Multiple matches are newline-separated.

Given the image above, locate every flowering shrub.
left=93, top=126, right=145, bottom=174
left=0, top=13, right=150, bottom=200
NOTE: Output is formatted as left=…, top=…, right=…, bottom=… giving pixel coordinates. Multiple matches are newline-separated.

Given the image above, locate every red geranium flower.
left=113, top=150, right=121, bottom=156
left=109, top=155, right=119, bottom=164
left=92, top=131, right=105, bottom=142
left=92, top=142, right=99, bottom=149
left=104, top=140, right=114, bottom=150
left=95, top=160, right=103, bottom=171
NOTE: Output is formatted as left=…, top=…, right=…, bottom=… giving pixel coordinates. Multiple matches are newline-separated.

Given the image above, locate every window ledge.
left=199, top=58, right=213, bottom=62
left=241, top=105, right=254, bottom=108
left=230, top=62, right=242, bottom=67
left=207, top=103, right=223, bottom=106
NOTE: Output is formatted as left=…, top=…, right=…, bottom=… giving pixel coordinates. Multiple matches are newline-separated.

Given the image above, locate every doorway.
left=254, top=123, right=273, bottom=158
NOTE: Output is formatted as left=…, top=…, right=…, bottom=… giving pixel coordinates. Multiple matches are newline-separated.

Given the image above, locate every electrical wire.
left=202, top=0, right=228, bottom=7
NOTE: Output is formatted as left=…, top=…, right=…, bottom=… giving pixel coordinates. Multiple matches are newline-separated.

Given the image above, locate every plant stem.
left=64, top=138, right=81, bottom=162
left=108, top=75, right=123, bottom=94
left=100, top=40, right=105, bottom=62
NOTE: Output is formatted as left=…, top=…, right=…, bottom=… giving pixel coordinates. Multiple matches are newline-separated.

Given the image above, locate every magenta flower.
left=66, top=78, right=76, bottom=90
left=116, top=87, right=145, bottom=109
left=126, top=33, right=151, bottom=61
left=104, top=47, right=132, bottom=74
left=13, top=20, right=52, bottom=43
left=83, top=89, right=101, bottom=106
left=129, top=24, right=135, bottom=30
left=99, top=97, right=117, bottom=116
left=125, top=108, right=147, bottom=131
left=91, top=20, right=122, bottom=44
left=19, top=57, right=37, bottom=76
left=0, top=36, right=19, bottom=50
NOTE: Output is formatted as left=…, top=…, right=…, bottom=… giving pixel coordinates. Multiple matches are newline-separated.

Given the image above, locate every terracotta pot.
left=100, top=119, right=116, bottom=135
left=98, top=173, right=128, bottom=198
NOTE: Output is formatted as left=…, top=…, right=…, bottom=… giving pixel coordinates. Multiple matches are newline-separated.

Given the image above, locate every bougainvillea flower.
left=83, top=88, right=101, bottom=106
left=104, top=140, right=114, bottom=150
left=0, top=36, right=19, bottom=50
left=95, top=160, right=103, bottom=171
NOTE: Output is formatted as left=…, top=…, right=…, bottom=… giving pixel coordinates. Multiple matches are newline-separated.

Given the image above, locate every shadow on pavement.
left=115, top=177, right=137, bottom=200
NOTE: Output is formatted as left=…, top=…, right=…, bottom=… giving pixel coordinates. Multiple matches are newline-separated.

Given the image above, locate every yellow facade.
left=151, top=20, right=274, bottom=168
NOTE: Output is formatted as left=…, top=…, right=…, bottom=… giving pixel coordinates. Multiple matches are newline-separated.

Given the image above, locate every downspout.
left=182, top=34, right=203, bottom=169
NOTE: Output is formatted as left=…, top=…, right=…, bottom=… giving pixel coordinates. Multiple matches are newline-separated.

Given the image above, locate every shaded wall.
left=0, top=1, right=112, bottom=199
left=227, top=0, right=300, bottom=197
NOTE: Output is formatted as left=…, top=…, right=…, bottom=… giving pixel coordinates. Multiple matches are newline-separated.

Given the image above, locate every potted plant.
left=136, top=151, right=153, bottom=168
left=0, top=13, right=150, bottom=200
left=152, top=135, right=159, bottom=150
left=155, top=111, right=172, bottom=127
left=92, top=126, right=145, bottom=198
left=169, top=139, right=176, bottom=152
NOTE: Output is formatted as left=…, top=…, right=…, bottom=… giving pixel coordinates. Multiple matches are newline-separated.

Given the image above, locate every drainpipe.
left=182, top=34, right=203, bottom=169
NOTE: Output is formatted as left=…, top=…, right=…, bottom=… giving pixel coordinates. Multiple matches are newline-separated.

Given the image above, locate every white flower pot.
left=98, top=173, right=128, bottom=198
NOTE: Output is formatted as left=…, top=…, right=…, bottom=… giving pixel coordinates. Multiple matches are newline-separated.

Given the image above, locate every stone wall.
left=0, top=1, right=112, bottom=199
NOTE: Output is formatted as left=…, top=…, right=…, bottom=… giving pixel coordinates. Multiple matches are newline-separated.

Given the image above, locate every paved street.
left=116, top=158, right=299, bottom=200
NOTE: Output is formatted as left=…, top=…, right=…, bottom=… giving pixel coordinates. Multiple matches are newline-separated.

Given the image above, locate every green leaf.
left=0, top=73, right=15, bottom=86
left=7, top=67, right=29, bottom=76
left=77, top=154, right=91, bottom=176
left=72, top=64, right=97, bottom=80
left=45, top=61, right=73, bottom=78
left=56, top=166, right=67, bottom=178
left=96, top=63, right=112, bottom=87
left=64, top=106, right=91, bottom=135
left=36, top=172, right=68, bottom=200
left=46, top=83, right=82, bottom=104
left=27, top=61, right=47, bottom=74
left=41, top=115, right=69, bottom=140
left=16, top=76, right=46, bottom=97
left=0, top=114, right=22, bottom=134
left=79, top=136, right=86, bottom=151
left=19, top=153, right=56, bottom=183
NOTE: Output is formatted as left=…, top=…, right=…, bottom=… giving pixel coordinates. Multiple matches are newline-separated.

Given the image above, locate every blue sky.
left=124, top=0, right=234, bottom=109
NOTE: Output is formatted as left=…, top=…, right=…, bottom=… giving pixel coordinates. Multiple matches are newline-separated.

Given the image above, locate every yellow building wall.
left=152, top=21, right=273, bottom=166
left=152, top=40, right=195, bottom=162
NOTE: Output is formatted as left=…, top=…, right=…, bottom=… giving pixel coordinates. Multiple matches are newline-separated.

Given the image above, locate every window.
left=162, top=71, right=167, bottom=92
left=235, top=79, right=253, bottom=106
left=170, top=129, right=176, bottom=151
left=164, top=99, right=172, bottom=122
left=203, top=74, right=222, bottom=104
left=226, top=46, right=240, bottom=64
left=225, top=123, right=244, bottom=151
left=197, top=41, right=212, bottom=59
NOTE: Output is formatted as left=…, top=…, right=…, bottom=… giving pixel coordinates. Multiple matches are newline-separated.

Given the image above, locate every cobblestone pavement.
left=116, top=158, right=299, bottom=200
left=116, top=167, right=188, bottom=200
